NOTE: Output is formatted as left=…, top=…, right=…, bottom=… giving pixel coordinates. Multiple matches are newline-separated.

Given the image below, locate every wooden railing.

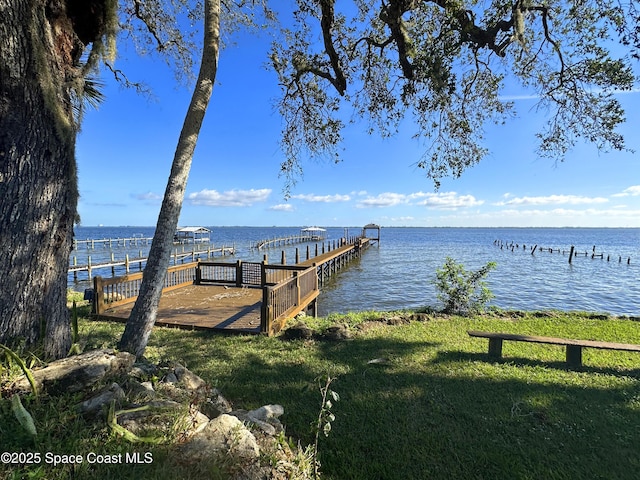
left=93, top=262, right=197, bottom=315
left=261, top=266, right=319, bottom=335
left=196, top=260, right=266, bottom=287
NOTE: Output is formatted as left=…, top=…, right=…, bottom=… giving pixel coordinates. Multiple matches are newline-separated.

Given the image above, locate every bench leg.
left=488, top=338, right=503, bottom=359
left=566, top=345, right=582, bottom=367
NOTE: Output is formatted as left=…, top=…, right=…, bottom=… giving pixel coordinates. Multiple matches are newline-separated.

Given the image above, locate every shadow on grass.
left=74, top=321, right=640, bottom=480
left=432, top=350, right=640, bottom=378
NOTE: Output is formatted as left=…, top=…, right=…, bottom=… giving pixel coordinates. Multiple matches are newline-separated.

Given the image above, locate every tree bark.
left=118, top=0, right=220, bottom=358
left=0, top=0, right=82, bottom=359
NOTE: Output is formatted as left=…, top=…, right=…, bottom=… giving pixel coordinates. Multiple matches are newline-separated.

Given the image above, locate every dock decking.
left=99, top=284, right=263, bottom=333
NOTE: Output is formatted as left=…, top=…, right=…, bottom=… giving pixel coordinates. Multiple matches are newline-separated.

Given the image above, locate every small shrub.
left=434, top=257, right=496, bottom=315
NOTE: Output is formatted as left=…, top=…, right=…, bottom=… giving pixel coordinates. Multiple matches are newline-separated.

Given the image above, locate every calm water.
left=71, top=226, right=640, bottom=316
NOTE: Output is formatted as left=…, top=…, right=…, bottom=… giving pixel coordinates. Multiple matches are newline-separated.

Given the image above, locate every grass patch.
left=3, top=309, right=640, bottom=479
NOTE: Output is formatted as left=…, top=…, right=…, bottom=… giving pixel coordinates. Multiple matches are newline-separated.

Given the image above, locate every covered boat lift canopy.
left=174, top=226, right=211, bottom=244
left=301, top=227, right=327, bottom=240
left=362, top=223, right=380, bottom=244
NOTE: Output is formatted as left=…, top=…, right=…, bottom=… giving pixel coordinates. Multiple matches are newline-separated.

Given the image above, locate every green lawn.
left=3, top=308, right=640, bottom=479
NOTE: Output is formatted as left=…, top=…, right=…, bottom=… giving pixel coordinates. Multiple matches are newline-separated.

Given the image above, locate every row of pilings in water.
left=493, top=240, right=631, bottom=264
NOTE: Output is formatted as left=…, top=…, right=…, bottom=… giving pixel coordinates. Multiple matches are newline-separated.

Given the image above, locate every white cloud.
left=612, top=186, right=640, bottom=197
left=269, top=203, right=294, bottom=212
left=357, top=192, right=408, bottom=208
left=411, top=191, right=484, bottom=209
left=389, top=216, right=415, bottom=223
left=292, top=193, right=351, bottom=203
left=357, top=191, right=483, bottom=209
left=496, top=194, right=608, bottom=206
left=133, top=192, right=162, bottom=203
left=187, top=188, right=271, bottom=207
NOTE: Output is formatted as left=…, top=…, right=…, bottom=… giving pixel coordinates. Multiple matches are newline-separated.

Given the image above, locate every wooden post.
left=295, top=248, right=300, bottom=264
left=87, top=256, right=92, bottom=280
left=488, top=338, right=503, bottom=358
left=261, top=261, right=267, bottom=286
left=236, top=260, right=243, bottom=287
left=93, top=276, right=101, bottom=315
left=568, top=245, right=574, bottom=264
left=309, top=298, right=318, bottom=318
left=261, top=286, right=270, bottom=334
left=566, top=345, right=582, bottom=367
left=195, top=262, right=202, bottom=285
left=531, top=245, right=537, bottom=255
left=306, top=245, right=310, bottom=260
left=281, top=250, right=286, bottom=265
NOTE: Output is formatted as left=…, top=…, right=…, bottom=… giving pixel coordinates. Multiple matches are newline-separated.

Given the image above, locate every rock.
left=173, top=364, right=207, bottom=391
left=118, top=403, right=209, bottom=440
left=232, top=404, right=285, bottom=436
left=385, top=316, right=408, bottom=326
left=12, top=349, right=135, bottom=395
left=282, top=321, right=314, bottom=340
left=123, top=378, right=157, bottom=402
left=77, top=382, right=125, bottom=415
left=163, top=372, right=178, bottom=384
left=129, top=361, right=159, bottom=380
left=178, top=408, right=210, bottom=438
left=410, top=312, right=431, bottom=322
left=321, top=324, right=352, bottom=341
left=117, top=399, right=184, bottom=436
left=180, top=414, right=260, bottom=462
left=200, top=388, right=233, bottom=419
left=118, top=400, right=183, bottom=421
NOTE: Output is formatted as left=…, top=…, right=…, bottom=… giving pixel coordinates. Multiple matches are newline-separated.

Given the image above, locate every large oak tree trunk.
left=0, top=0, right=85, bottom=359
left=118, top=0, right=220, bottom=358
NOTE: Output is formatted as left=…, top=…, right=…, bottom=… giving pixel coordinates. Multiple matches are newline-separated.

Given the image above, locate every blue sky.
left=76, top=22, right=640, bottom=228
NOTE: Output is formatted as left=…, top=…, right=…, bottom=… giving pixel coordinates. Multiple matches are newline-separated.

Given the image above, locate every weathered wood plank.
left=468, top=331, right=640, bottom=352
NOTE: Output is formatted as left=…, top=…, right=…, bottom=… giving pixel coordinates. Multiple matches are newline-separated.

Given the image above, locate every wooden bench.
left=468, top=330, right=640, bottom=368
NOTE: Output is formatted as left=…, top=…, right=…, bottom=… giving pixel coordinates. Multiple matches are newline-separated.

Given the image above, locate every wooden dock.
left=73, top=236, right=155, bottom=249
left=69, top=245, right=235, bottom=280
left=93, top=234, right=372, bottom=335
left=97, top=284, right=263, bottom=333
left=251, top=230, right=327, bottom=250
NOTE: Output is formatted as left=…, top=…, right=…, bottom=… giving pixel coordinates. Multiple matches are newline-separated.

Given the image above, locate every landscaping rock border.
left=10, top=351, right=310, bottom=479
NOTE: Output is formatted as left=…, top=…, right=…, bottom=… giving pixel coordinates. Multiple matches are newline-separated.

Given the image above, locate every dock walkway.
left=250, top=229, right=326, bottom=250
left=99, top=284, right=263, bottom=333
left=70, top=245, right=235, bottom=280
left=94, top=234, right=373, bottom=335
